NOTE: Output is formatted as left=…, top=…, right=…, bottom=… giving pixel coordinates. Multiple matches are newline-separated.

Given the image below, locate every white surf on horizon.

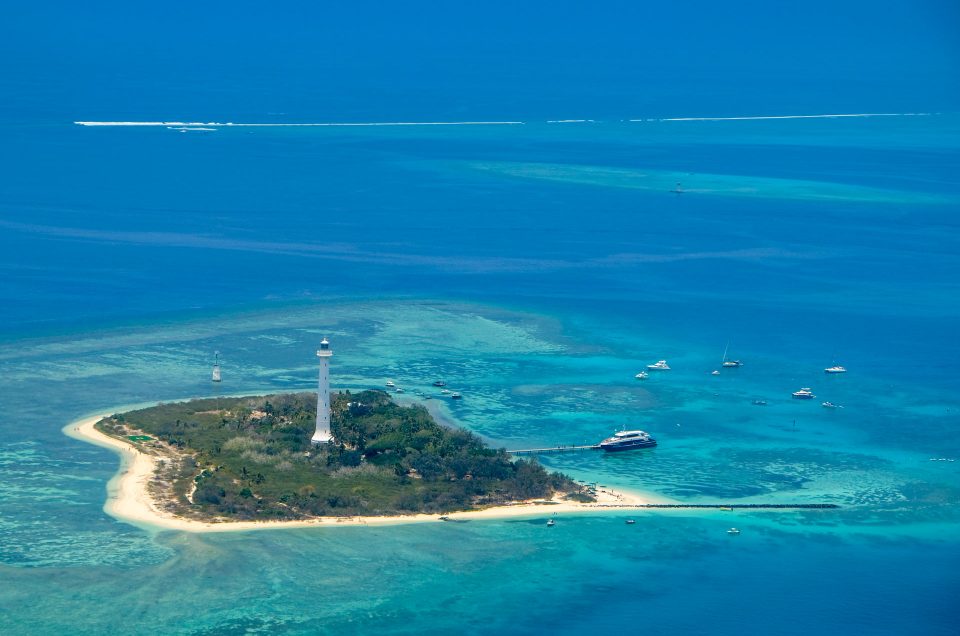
left=75, top=120, right=526, bottom=127
left=634, top=112, right=932, bottom=122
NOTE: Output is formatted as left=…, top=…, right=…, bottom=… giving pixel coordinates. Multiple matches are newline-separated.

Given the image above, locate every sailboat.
left=212, top=351, right=222, bottom=383
left=721, top=343, right=743, bottom=368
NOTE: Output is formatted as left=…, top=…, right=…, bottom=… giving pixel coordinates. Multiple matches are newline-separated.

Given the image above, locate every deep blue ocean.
left=1, top=2, right=959, bottom=634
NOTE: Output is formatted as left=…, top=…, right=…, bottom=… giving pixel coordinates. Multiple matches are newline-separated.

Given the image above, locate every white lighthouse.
left=312, top=338, right=333, bottom=444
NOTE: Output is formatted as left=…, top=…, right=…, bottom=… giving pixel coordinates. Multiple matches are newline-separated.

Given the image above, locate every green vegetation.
left=96, top=391, right=590, bottom=520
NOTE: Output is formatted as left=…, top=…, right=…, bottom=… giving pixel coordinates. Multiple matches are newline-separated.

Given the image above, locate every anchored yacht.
left=792, top=387, right=816, bottom=399
left=824, top=366, right=847, bottom=374
left=647, top=360, right=671, bottom=371
left=721, top=343, right=743, bottom=367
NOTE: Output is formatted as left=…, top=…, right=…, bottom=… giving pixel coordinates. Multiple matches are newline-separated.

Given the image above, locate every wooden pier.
left=506, top=444, right=600, bottom=456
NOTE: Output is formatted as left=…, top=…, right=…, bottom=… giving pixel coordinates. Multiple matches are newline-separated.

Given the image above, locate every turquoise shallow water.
left=1, top=299, right=958, bottom=634
left=1, top=110, right=959, bottom=633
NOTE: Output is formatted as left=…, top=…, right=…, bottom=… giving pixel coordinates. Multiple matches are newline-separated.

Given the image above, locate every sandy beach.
left=65, top=413, right=668, bottom=533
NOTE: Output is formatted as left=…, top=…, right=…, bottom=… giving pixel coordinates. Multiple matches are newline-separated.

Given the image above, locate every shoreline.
left=65, top=412, right=672, bottom=533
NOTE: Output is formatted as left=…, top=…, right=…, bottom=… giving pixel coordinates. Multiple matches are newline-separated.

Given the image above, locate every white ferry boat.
left=599, top=430, right=657, bottom=452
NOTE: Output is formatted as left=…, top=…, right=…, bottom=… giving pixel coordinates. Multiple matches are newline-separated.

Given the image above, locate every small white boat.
left=792, top=387, right=815, bottom=399
left=727, top=528, right=741, bottom=535
left=440, top=389, right=451, bottom=394
left=625, top=519, right=636, bottom=525
left=824, top=365, right=847, bottom=374
left=385, top=381, right=396, bottom=388
left=395, top=388, right=404, bottom=394
left=450, top=392, right=462, bottom=400
left=647, top=360, right=671, bottom=371
left=547, top=519, right=556, bottom=527
left=711, top=370, right=720, bottom=376
left=635, top=371, right=649, bottom=380
left=821, top=401, right=842, bottom=409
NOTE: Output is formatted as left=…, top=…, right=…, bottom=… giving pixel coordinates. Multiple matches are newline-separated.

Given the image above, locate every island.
left=71, top=391, right=664, bottom=531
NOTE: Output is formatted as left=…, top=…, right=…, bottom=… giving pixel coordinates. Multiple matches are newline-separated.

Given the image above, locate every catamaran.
left=721, top=343, right=743, bottom=368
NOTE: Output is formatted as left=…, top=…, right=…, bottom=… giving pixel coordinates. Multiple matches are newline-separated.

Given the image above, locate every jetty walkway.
left=605, top=503, right=840, bottom=510
left=506, top=444, right=600, bottom=456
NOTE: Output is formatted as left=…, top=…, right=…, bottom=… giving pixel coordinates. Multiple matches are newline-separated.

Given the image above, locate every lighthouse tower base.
left=311, top=430, right=332, bottom=444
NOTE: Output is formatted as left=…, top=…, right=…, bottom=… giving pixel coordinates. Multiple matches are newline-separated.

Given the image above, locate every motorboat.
left=432, top=380, right=447, bottom=387
left=792, top=388, right=815, bottom=399
left=751, top=400, right=767, bottom=406
left=824, top=366, right=847, bottom=374
left=711, top=370, right=720, bottom=376
left=625, top=519, right=636, bottom=525
left=647, top=360, right=671, bottom=371
left=547, top=519, right=556, bottom=527
left=635, top=371, right=649, bottom=380
left=821, top=401, right=842, bottom=409
left=385, top=381, right=396, bottom=388
left=727, top=528, right=741, bottom=535
left=599, top=430, right=657, bottom=452
left=395, top=388, right=404, bottom=394
left=450, top=392, right=462, bottom=400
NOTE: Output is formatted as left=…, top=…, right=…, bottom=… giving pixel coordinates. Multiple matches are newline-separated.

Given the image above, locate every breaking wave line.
left=634, top=113, right=932, bottom=122
left=75, top=120, right=525, bottom=127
